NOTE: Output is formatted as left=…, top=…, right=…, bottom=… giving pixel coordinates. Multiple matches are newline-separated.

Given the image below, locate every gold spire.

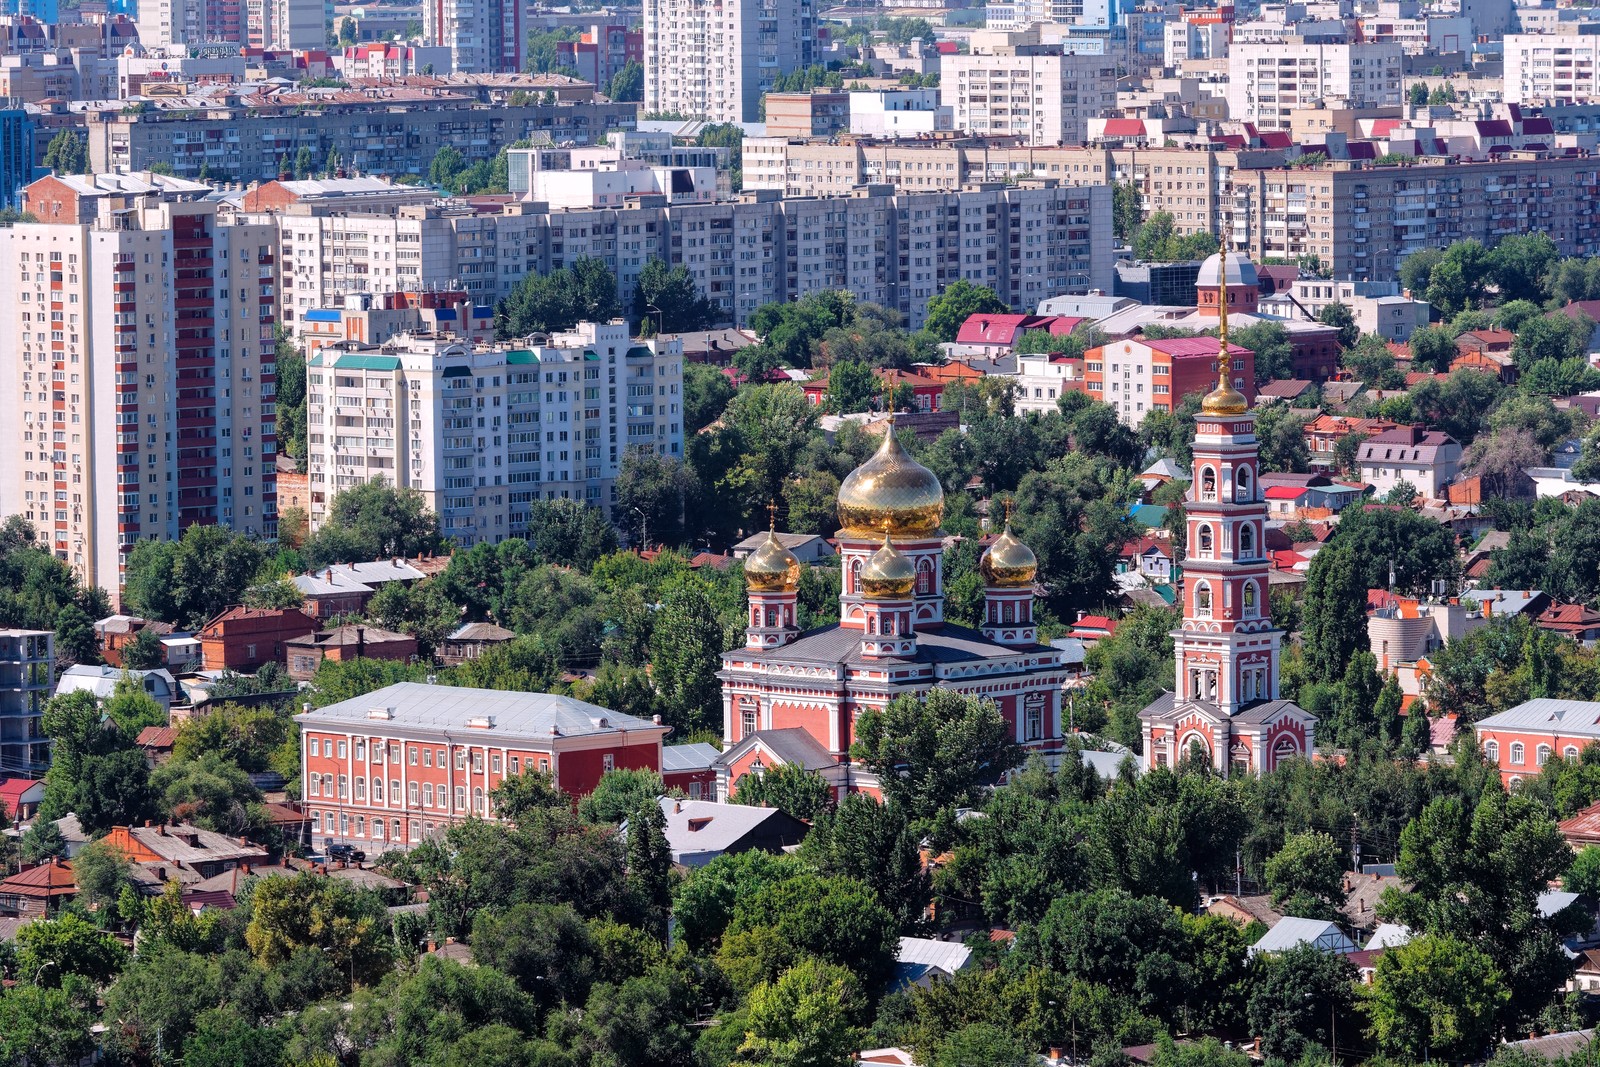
left=1201, top=248, right=1249, bottom=416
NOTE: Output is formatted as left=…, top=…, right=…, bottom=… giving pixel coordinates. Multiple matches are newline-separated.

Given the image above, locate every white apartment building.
left=1013, top=352, right=1087, bottom=414
left=0, top=173, right=278, bottom=596
left=1226, top=39, right=1404, bottom=127
left=643, top=0, right=818, bottom=123
left=424, top=0, right=525, bottom=73
left=305, top=323, right=682, bottom=543
left=849, top=89, right=954, bottom=137
left=1504, top=30, right=1600, bottom=106
left=525, top=160, right=720, bottom=209
left=941, top=41, right=1119, bottom=145
left=265, top=0, right=327, bottom=50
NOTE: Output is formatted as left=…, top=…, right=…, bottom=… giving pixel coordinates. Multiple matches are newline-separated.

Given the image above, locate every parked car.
left=325, top=842, right=366, bottom=864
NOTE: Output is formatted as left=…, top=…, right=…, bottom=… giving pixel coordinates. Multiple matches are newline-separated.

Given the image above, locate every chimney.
left=144, top=819, right=152, bottom=827
left=157, top=824, right=166, bottom=835
left=428, top=940, right=438, bottom=953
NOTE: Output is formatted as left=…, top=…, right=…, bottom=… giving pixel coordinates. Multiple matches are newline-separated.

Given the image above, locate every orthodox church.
left=1137, top=254, right=1317, bottom=774
left=715, top=424, right=1076, bottom=798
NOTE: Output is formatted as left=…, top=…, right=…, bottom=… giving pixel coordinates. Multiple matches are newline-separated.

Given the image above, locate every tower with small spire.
left=1141, top=248, right=1315, bottom=775
left=979, top=504, right=1039, bottom=648
left=858, top=525, right=919, bottom=659
left=743, top=505, right=803, bottom=651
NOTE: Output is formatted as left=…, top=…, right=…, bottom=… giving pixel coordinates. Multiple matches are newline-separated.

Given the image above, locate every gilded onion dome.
left=745, top=528, right=802, bottom=593
left=860, top=528, right=917, bottom=599
left=836, top=417, right=945, bottom=539
left=1201, top=373, right=1250, bottom=416
left=980, top=524, right=1038, bottom=588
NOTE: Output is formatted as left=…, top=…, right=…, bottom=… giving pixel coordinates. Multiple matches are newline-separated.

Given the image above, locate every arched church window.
left=1242, top=581, right=1258, bottom=618
left=916, top=558, right=933, bottom=596
left=1239, top=524, right=1255, bottom=558
left=1195, top=582, right=1212, bottom=617
left=1236, top=465, right=1252, bottom=501
left=850, top=558, right=862, bottom=595
left=1200, top=467, right=1217, bottom=502
left=1272, top=735, right=1300, bottom=765
left=1198, top=525, right=1213, bottom=556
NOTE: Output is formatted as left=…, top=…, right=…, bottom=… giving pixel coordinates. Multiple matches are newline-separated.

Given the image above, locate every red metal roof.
left=1102, top=118, right=1145, bottom=136
left=1142, top=338, right=1253, bottom=358
left=1264, top=485, right=1307, bottom=500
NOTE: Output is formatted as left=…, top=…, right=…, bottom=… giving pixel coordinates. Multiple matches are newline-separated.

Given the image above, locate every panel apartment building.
left=1226, top=37, right=1403, bottom=128
left=81, top=91, right=635, bottom=185
left=940, top=40, right=1120, bottom=146
left=1230, top=153, right=1600, bottom=280
left=644, top=0, right=818, bottom=123
left=304, top=322, right=682, bottom=543
left=265, top=181, right=1112, bottom=332
left=0, top=173, right=277, bottom=595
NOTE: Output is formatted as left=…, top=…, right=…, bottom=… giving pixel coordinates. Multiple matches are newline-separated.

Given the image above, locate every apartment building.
left=1226, top=38, right=1403, bottom=127
left=1083, top=335, right=1257, bottom=427
left=0, top=173, right=277, bottom=595
left=81, top=91, right=635, bottom=184
left=940, top=41, right=1119, bottom=145
left=742, top=139, right=1273, bottom=239
left=267, top=181, right=1113, bottom=333
left=643, top=0, right=818, bottom=123
left=1229, top=153, right=1600, bottom=280
left=1504, top=29, right=1600, bottom=106
left=0, top=629, right=52, bottom=777
left=0, top=107, right=28, bottom=210
left=424, top=0, right=525, bottom=73
left=304, top=322, right=683, bottom=543
left=297, top=291, right=495, bottom=355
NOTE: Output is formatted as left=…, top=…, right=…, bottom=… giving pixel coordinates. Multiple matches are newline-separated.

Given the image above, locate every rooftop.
left=298, top=682, right=668, bottom=744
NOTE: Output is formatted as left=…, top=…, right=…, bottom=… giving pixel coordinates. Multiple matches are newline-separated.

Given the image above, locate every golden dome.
left=836, top=418, right=945, bottom=539
left=1201, top=380, right=1250, bottom=416
left=980, top=525, right=1037, bottom=588
left=745, top=529, right=802, bottom=593
left=860, top=529, right=917, bottom=599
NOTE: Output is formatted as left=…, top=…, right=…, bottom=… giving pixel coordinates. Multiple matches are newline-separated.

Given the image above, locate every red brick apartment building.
left=295, top=682, right=672, bottom=849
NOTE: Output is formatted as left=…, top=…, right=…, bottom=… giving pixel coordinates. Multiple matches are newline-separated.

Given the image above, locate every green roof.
left=626, top=346, right=654, bottom=359
left=442, top=365, right=472, bottom=378
left=332, top=354, right=401, bottom=372
left=506, top=350, right=537, bottom=365
left=584, top=349, right=599, bottom=361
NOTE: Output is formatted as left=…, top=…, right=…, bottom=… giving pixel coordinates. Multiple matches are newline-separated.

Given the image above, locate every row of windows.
left=307, top=736, right=547, bottom=775
left=1484, top=740, right=1579, bottom=767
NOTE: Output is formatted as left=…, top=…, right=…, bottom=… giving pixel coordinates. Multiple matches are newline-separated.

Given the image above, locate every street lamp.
left=631, top=507, right=648, bottom=551
left=646, top=303, right=665, bottom=337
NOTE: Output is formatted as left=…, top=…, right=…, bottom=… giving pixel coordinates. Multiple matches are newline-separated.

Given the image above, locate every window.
left=1239, top=524, right=1255, bottom=558
left=455, top=786, right=466, bottom=809
left=337, top=774, right=348, bottom=798
left=353, top=777, right=366, bottom=801
left=424, top=783, right=435, bottom=805
left=310, top=739, right=320, bottom=757
left=1200, top=466, right=1217, bottom=501
left=1195, top=581, right=1213, bottom=617
left=1484, top=740, right=1500, bottom=763
left=688, top=781, right=703, bottom=800
left=1236, top=466, right=1252, bottom=501
left=603, top=753, right=615, bottom=773
left=309, top=772, right=321, bottom=797
left=337, top=741, right=347, bottom=758
left=409, top=746, right=418, bottom=765
left=472, top=751, right=484, bottom=773
left=423, top=749, right=432, bottom=767
left=474, top=786, right=486, bottom=814
left=1198, top=525, right=1213, bottom=556
left=408, top=782, right=419, bottom=804
left=491, top=754, right=502, bottom=773
left=373, top=779, right=384, bottom=803
left=1511, top=742, right=1525, bottom=766
left=1243, top=581, right=1258, bottom=618
left=1537, top=744, right=1552, bottom=767
left=1567, top=745, right=1581, bottom=763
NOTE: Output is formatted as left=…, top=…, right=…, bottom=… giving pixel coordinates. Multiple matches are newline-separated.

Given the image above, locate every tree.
left=607, top=59, right=644, bottom=102
left=37, top=691, right=156, bottom=833
left=17, top=912, right=127, bottom=987
left=304, top=477, right=445, bottom=567
left=120, top=626, right=167, bottom=670
left=633, top=257, right=719, bottom=333
left=624, top=796, right=674, bottom=938
left=649, top=584, right=726, bottom=734
left=1363, top=935, right=1508, bottom=1061
left=1014, top=888, right=1192, bottom=1019
left=496, top=256, right=621, bottom=338
left=1231, top=321, right=1295, bottom=384
left=151, top=751, right=264, bottom=834
left=1489, top=232, right=1559, bottom=305
left=1567, top=845, right=1600, bottom=901
left=123, top=523, right=266, bottom=629
left=579, top=769, right=666, bottom=825
left=0, top=983, right=96, bottom=1066
left=1300, top=544, right=1367, bottom=690
left=42, top=129, right=88, bottom=175
left=734, top=763, right=832, bottom=821
left=524, top=498, right=619, bottom=569
left=1113, top=181, right=1144, bottom=245
left=244, top=873, right=391, bottom=988
left=1246, top=944, right=1358, bottom=1060
left=933, top=1024, right=1034, bottom=1067
left=1513, top=312, right=1591, bottom=369
left=922, top=280, right=1008, bottom=343
left=470, top=901, right=596, bottom=1007
left=52, top=603, right=97, bottom=666
left=1263, top=831, right=1347, bottom=916
left=685, top=361, right=736, bottom=434
left=1318, top=303, right=1360, bottom=349
left=1253, top=402, right=1311, bottom=473
left=733, top=959, right=866, bottom=1067
left=720, top=871, right=898, bottom=992
left=615, top=451, right=698, bottom=548
left=1408, top=324, right=1458, bottom=373
left=800, top=793, right=929, bottom=931
left=102, top=677, right=167, bottom=734
left=851, top=690, right=1022, bottom=821
left=428, top=144, right=466, bottom=189
left=71, top=838, right=136, bottom=914
left=824, top=359, right=880, bottom=414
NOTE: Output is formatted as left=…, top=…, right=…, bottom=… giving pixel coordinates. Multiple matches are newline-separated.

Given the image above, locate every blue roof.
left=433, top=308, right=457, bottom=320
left=473, top=306, right=494, bottom=317
left=304, top=309, right=342, bottom=322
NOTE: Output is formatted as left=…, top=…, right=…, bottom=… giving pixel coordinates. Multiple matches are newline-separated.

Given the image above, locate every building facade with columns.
left=1139, top=256, right=1317, bottom=774
left=715, top=421, right=1075, bottom=800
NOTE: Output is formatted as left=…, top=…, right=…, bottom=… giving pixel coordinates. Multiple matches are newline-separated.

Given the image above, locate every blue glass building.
left=0, top=109, right=35, bottom=211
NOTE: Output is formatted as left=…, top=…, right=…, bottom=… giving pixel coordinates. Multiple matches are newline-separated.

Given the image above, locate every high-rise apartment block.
left=644, top=0, right=818, bottom=123
left=1226, top=37, right=1403, bottom=127
left=424, top=0, right=525, bottom=73
left=0, top=173, right=278, bottom=594
left=304, top=323, right=682, bottom=544
left=266, top=182, right=1113, bottom=332
left=0, top=629, right=52, bottom=776
left=940, top=36, right=1119, bottom=145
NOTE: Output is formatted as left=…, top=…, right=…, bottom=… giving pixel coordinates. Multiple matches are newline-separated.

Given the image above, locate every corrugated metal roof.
left=332, top=354, right=401, bottom=371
